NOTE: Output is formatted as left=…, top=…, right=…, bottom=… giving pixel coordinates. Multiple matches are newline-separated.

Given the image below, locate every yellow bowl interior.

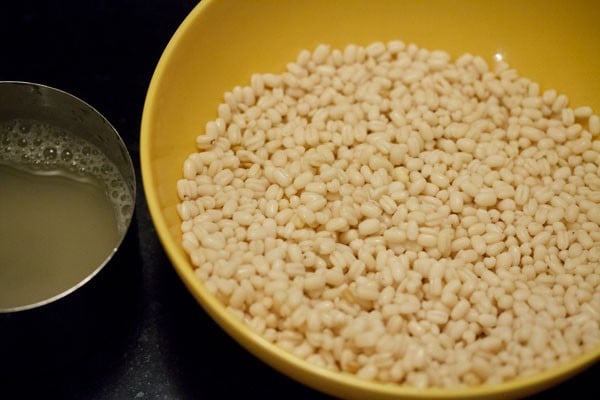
left=141, top=0, right=600, bottom=398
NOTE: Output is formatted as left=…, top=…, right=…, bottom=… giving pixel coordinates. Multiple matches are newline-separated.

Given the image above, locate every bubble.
left=61, top=148, right=73, bottom=161
left=1, top=135, right=10, bottom=145
left=21, top=154, right=30, bottom=162
left=111, top=179, right=120, bottom=188
left=121, top=204, right=132, bottom=215
left=3, top=121, right=16, bottom=132
left=82, top=146, right=91, bottom=156
left=111, top=190, right=119, bottom=199
left=17, top=138, right=28, bottom=147
left=19, top=122, right=31, bottom=133
left=33, top=137, right=43, bottom=146
left=43, top=146, right=57, bottom=160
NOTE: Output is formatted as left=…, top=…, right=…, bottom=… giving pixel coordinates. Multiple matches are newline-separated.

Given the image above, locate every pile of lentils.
left=176, top=41, right=600, bottom=388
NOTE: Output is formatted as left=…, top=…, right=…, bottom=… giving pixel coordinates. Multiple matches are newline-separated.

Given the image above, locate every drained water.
left=0, top=119, right=134, bottom=310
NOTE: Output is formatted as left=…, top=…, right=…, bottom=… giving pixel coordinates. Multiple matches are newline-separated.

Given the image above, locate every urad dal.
left=176, top=41, right=600, bottom=388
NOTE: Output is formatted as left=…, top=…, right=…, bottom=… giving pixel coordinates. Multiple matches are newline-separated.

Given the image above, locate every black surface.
left=0, top=1, right=598, bottom=399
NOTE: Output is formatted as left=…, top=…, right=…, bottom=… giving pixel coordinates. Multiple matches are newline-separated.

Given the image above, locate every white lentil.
left=358, top=218, right=381, bottom=236
left=574, top=106, right=593, bottom=119
left=589, top=115, right=600, bottom=135
left=179, top=41, right=600, bottom=389
left=417, top=233, right=438, bottom=248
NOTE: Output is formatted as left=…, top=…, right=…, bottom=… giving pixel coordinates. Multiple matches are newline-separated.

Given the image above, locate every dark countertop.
left=0, top=1, right=598, bottom=399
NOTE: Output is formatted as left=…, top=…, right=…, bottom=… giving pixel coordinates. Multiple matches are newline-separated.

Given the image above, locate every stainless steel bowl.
left=0, top=81, right=138, bottom=376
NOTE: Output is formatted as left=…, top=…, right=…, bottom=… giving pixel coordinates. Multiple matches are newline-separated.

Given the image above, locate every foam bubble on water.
left=43, top=146, right=57, bottom=160
left=0, top=119, right=134, bottom=234
left=61, top=148, right=73, bottom=161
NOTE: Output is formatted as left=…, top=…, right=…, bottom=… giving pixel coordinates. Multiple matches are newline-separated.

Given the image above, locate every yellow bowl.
left=141, top=1, right=600, bottom=398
